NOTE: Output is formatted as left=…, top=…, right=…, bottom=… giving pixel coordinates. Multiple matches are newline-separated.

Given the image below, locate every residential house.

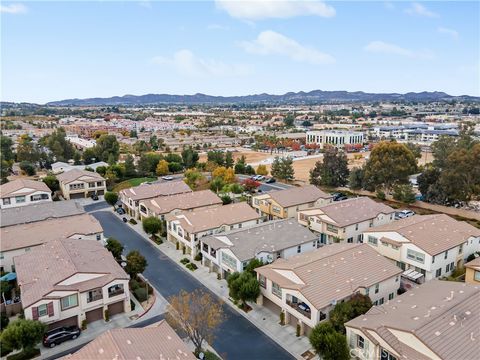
left=57, top=169, right=106, bottom=200
left=0, top=200, right=85, bottom=228
left=15, top=239, right=130, bottom=329
left=362, top=214, right=480, bottom=284
left=0, top=213, right=103, bottom=273
left=255, top=243, right=402, bottom=335
left=251, top=185, right=332, bottom=220
left=167, top=202, right=262, bottom=258
left=138, top=189, right=222, bottom=221
left=345, top=281, right=479, bottom=360
left=51, top=161, right=108, bottom=174
left=464, top=256, right=480, bottom=285
left=0, top=179, right=51, bottom=209
left=62, top=320, right=195, bottom=360
left=298, top=197, right=395, bottom=245
left=119, top=181, right=191, bottom=219
left=201, top=219, right=319, bottom=278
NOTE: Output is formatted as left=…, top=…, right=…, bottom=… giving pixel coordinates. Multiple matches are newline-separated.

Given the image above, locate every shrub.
left=376, top=189, right=386, bottom=200
left=220, top=194, right=232, bottom=205
left=204, top=351, right=222, bottom=360
left=130, top=299, right=136, bottom=311
left=129, top=218, right=137, bottom=225
left=6, top=348, right=40, bottom=360
left=152, top=236, right=163, bottom=245
left=217, top=273, right=221, bottom=280
left=81, top=319, right=87, bottom=330
left=129, top=278, right=141, bottom=291
left=186, top=263, right=198, bottom=271
left=296, top=324, right=301, bottom=337
left=392, top=183, right=416, bottom=204
left=194, top=253, right=203, bottom=261
left=19, top=162, right=36, bottom=176
left=134, top=288, right=148, bottom=302
left=0, top=340, right=13, bottom=357
left=182, top=247, right=186, bottom=255
left=1, top=311, right=9, bottom=329
left=180, top=258, right=190, bottom=265
left=279, top=311, right=285, bottom=325
left=176, top=242, right=180, bottom=250
left=104, top=310, right=110, bottom=321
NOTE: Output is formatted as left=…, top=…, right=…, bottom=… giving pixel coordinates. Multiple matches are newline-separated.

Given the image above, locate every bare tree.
left=167, top=289, right=224, bottom=353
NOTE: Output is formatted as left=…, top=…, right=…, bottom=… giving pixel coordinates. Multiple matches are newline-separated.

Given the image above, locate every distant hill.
left=41, top=90, right=479, bottom=106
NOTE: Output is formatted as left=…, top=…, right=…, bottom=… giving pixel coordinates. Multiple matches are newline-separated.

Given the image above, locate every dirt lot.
left=199, top=149, right=274, bottom=164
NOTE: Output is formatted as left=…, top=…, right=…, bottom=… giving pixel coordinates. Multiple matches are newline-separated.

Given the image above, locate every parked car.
left=116, top=208, right=126, bottom=215
left=91, top=194, right=99, bottom=201
left=43, top=326, right=81, bottom=348
left=256, top=175, right=265, bottom=181
left=162, top=176, right=174, bottom=181
left=395, top=210, right=415, bottom=220
left=265, top=177, right=276, bottom=184
left=122, top=217, right=128, bottom=223
left=332, top=193, right=348, bottom=201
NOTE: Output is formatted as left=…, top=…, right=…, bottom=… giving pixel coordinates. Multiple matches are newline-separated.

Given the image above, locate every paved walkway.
left=124, top=212, right=313, bottom=359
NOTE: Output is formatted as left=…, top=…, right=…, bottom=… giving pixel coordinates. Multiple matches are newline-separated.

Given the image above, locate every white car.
left=162, top=176, right=174, bottom=181
left=256, top=175, right=265, bottom=181
left=395, top=210, right=415, bottom=220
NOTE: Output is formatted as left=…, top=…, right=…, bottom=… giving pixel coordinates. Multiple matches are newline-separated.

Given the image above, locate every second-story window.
left=61, top=294, right=78, bottom=310
left=271, top=282, right=282, bottom=298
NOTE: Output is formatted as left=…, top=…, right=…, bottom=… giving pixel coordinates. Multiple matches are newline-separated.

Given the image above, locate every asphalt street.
left=91, top=210, right=293, bottom=360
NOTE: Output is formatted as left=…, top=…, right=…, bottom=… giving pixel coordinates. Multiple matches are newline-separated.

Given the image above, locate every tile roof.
left=144, top=189, right=222, bottom=216
left=464, top=256, right=480, bottom=269
left=0, top=200, right=85, bottom=228
left=167, top=202, right=261, bottom=233
left=366, top=214, right=480, bottom=255
left=265, top=185, right=332, bottom=208
left=62, top=320, right=195, bottom=360
left=202, top=219, right=318, bottom=261
left=303, top=197, right=395, bottom=227
left=346, top=281, right=480, bottom=360
left=57, top=169, right=105, bottom=184
left=256, top=243, right=402, bottom=310
left=0, top=179, right=50, bottom=198
left=15, top=238, right=128, bottom=308
left=1, top=213, right=103, bottom=252
left=120, top=181, right=191, bottom=201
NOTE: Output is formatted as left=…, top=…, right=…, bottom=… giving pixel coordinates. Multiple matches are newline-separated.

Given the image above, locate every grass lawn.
left=113, top=177, right=157, bottom=192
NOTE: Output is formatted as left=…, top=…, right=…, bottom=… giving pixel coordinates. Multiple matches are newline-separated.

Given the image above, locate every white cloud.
left=0, top=3, right=27, bottom=14
left=215, top=0, right=335, bottom=20
left=438, top=26, right=459, bottom=39
left=364, top=41, right=433, bottom=59
left=151, top=49, right=251, bottom=77
left=405, top=2, right=438, bottom=18
left=240, top=30, right=335, bottom=65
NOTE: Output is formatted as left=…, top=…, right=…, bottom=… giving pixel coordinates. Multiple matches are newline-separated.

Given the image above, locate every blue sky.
left=2, top=1, right=479, bottom=103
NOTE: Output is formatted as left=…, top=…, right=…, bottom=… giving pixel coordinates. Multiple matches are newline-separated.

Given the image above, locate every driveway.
left=91, top=211, right=293, bottom=360
left=83, top=200, right=110, bottom=212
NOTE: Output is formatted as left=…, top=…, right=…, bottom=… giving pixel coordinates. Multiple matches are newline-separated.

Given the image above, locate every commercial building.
left=306, top=130, right=364, bottom=149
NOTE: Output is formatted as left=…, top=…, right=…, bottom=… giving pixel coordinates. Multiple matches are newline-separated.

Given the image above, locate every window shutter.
left=47, top=302, right=54, bottom=317
left=32, top=306, right=39, bottom=320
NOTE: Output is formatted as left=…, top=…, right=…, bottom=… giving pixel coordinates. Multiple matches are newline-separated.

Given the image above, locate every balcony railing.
left=108, top=286, right=124, bottom=298
left=286, top=299, right=312, bottom=319
left=87, top=293, right=103, bottom=303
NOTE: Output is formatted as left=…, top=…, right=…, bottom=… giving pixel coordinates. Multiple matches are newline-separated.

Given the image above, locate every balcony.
left=286, top=298, right=312, bottom=319
left=108, top=284, right=124, bottom=298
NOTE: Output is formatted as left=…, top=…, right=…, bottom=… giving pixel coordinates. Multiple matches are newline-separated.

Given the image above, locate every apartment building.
left=306, top=130, right=364, bottom=149
left=51, top=161, right=108, bottom=174
left=201, top=219, right=318, bottom=278
left=346, top=281, right=479, bottom=360
left=166, top=202, right=262, bottom=258
left=0, top=213, right=103, bottom=273
left=0, top=179, right=51, bottom=209
left=255, top=244, right=402, bottom=335
left=120, top=181, right=191, bottom=219
left=15, top=239, right=130, bottom=329
left=363, top=214, right=480, bottom=284
left=57, top=169, right=106, bottom=200
left=252, top=185, right=332, bottom=220
left=298, top=197, right=395, bottom=244
left=138, top=189, right=222, bottom=220
left=464, top=257, right=480, bottom=285
left=62, top=320, right=195, bottom=360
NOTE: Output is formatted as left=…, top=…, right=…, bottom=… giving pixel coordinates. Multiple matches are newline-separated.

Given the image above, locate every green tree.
left=142, top=216, right=163, bottom=237
left=104, top=191, right=119, bottom=207
left=207, top=151, right=225, bottom=166
left=392, top=183, right=416, bottom=203
left=0, top=319, right=46, bottom=354
left=329, top=293, right=372, bottom=333
left=129, top=129, right=138, bottom=138
left=168, top=162, right=183, bottom=173
left=0, top=136, right=14, bottom=162
left=309, top=322, right=350, bottom=360
left=165, top=153, right=183, bottom=164
left=19, top=161, right=36, bottom=176
left=149, top=135, right=159, bottom=150
left=271, top=156, right=295, bottom=182
left=256, top=164, right=268, bottom=176
left=363, top=141, right=417, bottom=190
left=156, top=160, right=170, bottom=176
left=1, top=160, right=10, bottom=183
left=181, top=147, right=199, bottom=169
left=42, top=175, right=59, bottom=192
left=348, top=167, right=364, bottom=190
left=134, top=140, right=150, bottom=155
left=405, top=142, right=422, bottom=159
left=94, top=135, right=120, bottom=163
left=105, top=238, right=124, bottom=260
left=39, top=128, right=76, bottom=162
left=96, top=165, right=107, bottom=176
left=125, top=250, right=148, bottom=279
left=310, top=148, right=349, bottom=187
left=184, top=169, right=205, bottom=190
left=210, top=177, right=225, bottom=193
left=234, top=155, right=247, bottom=174
left=244, top=259, right=264, bottom=275
left=124, top=154, right=137, bottom=178
left=227, top=271, right=260, bottom=308
left=225, top=151, right=234, bottom=168
left=283, top=114, right=294, bottom=127
left=83, top=147, right=97, bottom=164
left=16, top=135, right=40, bottom=164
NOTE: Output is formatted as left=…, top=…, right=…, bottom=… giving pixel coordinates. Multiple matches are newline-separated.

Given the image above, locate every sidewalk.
left=123, top=211, right=313, bottom=359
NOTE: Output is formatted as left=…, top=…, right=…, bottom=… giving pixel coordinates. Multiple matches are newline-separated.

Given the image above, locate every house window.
left=347, top=237, right=353, bottom=243
left=357, top=335, right=365, bottom=349
left=15, top=196, right=26, bottom=203
left=38, top=304, right=48, bottom=317
left=444, top=250, right=448, bottom=259
left=407, top=249, right=425, bottom=264
left=458, top=244, right=463, bottom=254
left=368, top=236, right=378, bottom=246
left=388, top=293, right=394, bottom=300
left=89, top=182, right=95, bottom=188
left=326, top=224, right=338, bottom=234
left=254, top=199, right=259, bottom=206
left=2, top=198, right=10, bottom=205
left=87, top=288, right=103, bottom=303
left=61, top=294, right=78, bottom=310
left=381, top=349, right=398, bottom=360
left=272, top=206, right=281, bottom=214
left=378, top=297, right=384, bottom=305
left=259, top=275, right=266, bottom=288
left=271, top=282, right=282, bottom=298
left=297, top=245, right=301, bottom=253
left=369, top=221, right=373, bottom=228
left=97, top=181, right=103, bottom=187
left=96, top=234, right=101, bottom=241
left=108, top=284, right=125, bottom=298
left=31, top=194, right=49, bottom=201
left=375, top=283, right=379, bottom=294
left=474, top=271, right=480, bottom=282
left=221, top=252, right=238, bottom=270
left=355, top=224, right=359, bottom=231
left=436, top=268, right=442, bottom=277
left=432, top=256, right=435, bottom=264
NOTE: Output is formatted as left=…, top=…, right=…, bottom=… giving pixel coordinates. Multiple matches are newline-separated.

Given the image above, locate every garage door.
left=108, top=301, right=124, bottom=317
left=97, top=190, right=105, bottom=195
left=263, top=297, right=282, bottom=315
left=70, top=193, right=84, bottom=199
left=86, top=307, right=103, bottom=323
left=48, top=316, right=78, bottom=330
